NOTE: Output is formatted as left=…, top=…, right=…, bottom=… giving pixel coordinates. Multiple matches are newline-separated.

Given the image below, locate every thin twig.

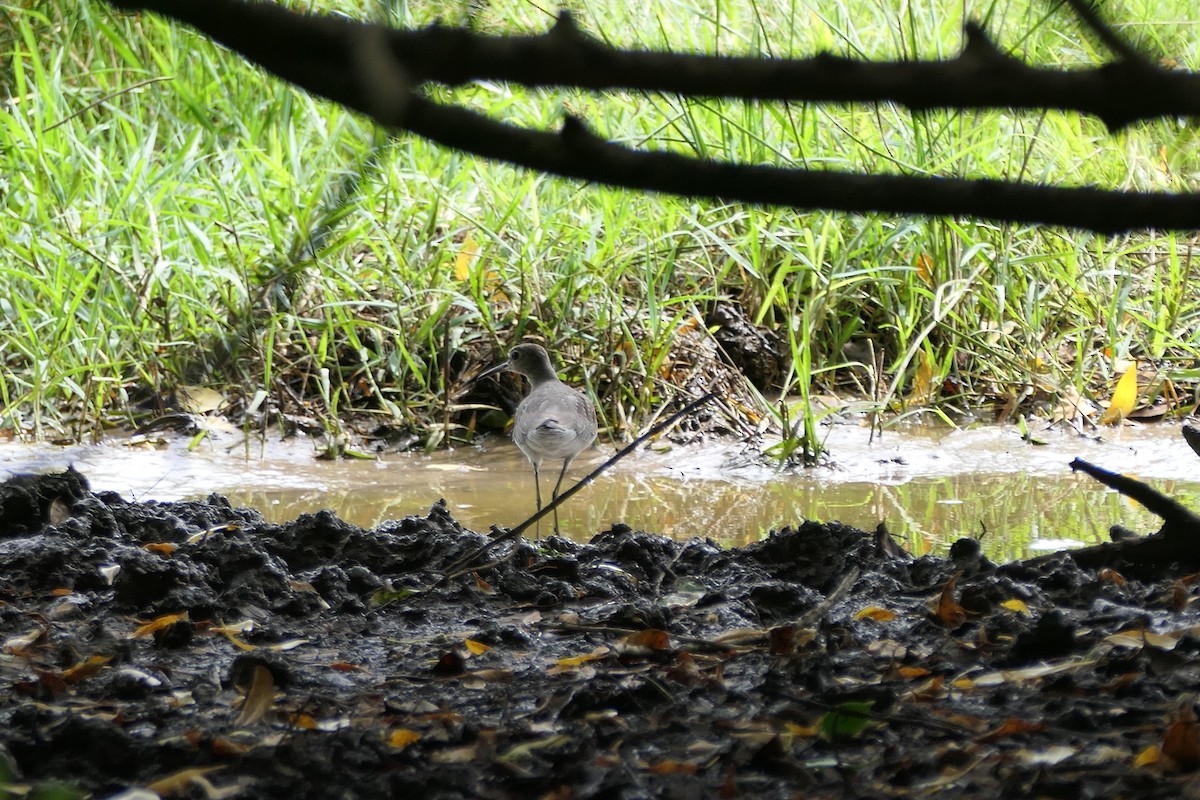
left=433, top=392, right=716, bottom=585
left=537, top=620, right=760, bottom=652
left=1059, top=0, right=1150, bottom=66
left=43, top=76, right=175, bottom=133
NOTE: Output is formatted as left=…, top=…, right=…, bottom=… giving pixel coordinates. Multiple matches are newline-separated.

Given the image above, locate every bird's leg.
left=532, top=462, right=543, bottom=539
left=550, top=458, right=571, bottom=536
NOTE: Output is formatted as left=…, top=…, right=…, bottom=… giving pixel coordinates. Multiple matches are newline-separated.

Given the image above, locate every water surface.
left=3, top=421, right=1196, bottom=561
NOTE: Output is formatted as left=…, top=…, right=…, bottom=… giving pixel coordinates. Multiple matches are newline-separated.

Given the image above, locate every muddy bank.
left=3, top=468, right=1200, bottom=798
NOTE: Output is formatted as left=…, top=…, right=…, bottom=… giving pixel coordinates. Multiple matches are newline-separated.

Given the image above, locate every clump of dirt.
left=3, top=468, right=1200, bottom=798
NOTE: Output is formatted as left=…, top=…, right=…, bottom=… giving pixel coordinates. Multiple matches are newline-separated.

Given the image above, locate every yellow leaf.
left=1100, top=365, right=1138, bottom=424
left=1001, top=599, right=1031, bottom=616
left=914, top=253, right=934, bottom=285
left=464, top=638, right=492, bottom=656
left=551, top=647, right=610, bottom=670
left=389, top=728, right=422, bottom=749
left=129, top=612, right=190, bottom=639
left=454, top=232, right=479, bottom=281
left=854, top=606, right=897, bottom=622
left=785, top=721, right=821, bottom=737
left=910, top=349, right=936, bottom=405
left=62, top=654, right=113, bottom=683
left=290, top=713, right=319, bottom=729
left=1134, top=744, right=1161, bottom=768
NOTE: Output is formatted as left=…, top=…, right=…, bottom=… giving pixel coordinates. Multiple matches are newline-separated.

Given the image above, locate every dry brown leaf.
left=620, top=629, right=672, bottom=651
left=146, top=766, right=225, bottom=796
left=1163, top=706, right=1200, bottom=769
left=432, top=651, right=466, bottom=676
left=647, top=759, right=699, bottom=775
left=234, top=664, right=275, bottom=726
left=935, top=573, right=967, bottom=628
left=768, top=625, right=798, bottom=656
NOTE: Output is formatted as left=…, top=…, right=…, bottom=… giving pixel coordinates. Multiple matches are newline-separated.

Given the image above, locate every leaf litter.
left=3, top=467, right=1200, bottom=797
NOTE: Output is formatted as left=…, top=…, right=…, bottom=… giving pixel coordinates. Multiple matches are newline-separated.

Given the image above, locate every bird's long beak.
left=474, top=359, right=511, bottom=383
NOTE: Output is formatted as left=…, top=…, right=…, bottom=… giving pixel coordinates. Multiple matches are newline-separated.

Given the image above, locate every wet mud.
left=4, top=468, right=1200, bottom=798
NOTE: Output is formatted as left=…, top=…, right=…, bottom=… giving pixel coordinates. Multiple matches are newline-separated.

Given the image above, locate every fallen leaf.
left=234, top=664, right=275, bottom=726
left=854, top=606, right=897, bottom=622
left=146, top=766, right=225, bottom=796
left=819, top=701, right=874, bottom=739
left=1163, top=706, right=1200, bottom=769
left=1134, top=744, right=1161, bottom=768
left=914, top=252, right=934, bottom=285
left=388, top=728, right=422, bottom=749
left=647, top=759, right=699, bottom=775
left=464, top=638, right=492, bottom=656
left=432, top=651, right=466, bottom=676
left=1016, top=745, right=1076, bottom=766
left=898, top=666, right=931, bottom=679
left=130, top=612, right=190, bottom=639
left=453, top=231, right=480, bottom=281
left=178, top=385, right=226, bottom=414
left=769, top=625, right=798, bottom=655
left=550, top=646, right=610, bottom=672
left=784, top=721, right=821, bottom=737
left=3, top=627, right=48, bottom=654
left=1000, top=599, right=1031, bottom=616
left=620, top=629, right=672, bottom=651
left=1106, top=628, right=1180, bottom=651
left=62, top=654, right=113, bottom=683
left=935, top=573, right=967, bottom=628
left=1100, top=364, right=1138, bottom=424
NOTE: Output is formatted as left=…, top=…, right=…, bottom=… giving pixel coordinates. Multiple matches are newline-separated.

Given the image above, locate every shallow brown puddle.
left=2, top=422, right=1197, bottom=562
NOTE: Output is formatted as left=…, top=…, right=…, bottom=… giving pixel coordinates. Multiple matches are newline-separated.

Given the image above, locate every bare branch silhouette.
left=104, top=0, right=1200, bottom=233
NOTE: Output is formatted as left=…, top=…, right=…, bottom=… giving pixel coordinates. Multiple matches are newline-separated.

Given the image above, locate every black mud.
left=3, top=468, right=1200, bottom=798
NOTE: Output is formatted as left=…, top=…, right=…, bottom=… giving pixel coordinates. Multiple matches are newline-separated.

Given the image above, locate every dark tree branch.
left=107, top=0, right=1198, bottom=129
left=1060, top=0, right=1151, bottom=67
left=104, top=0, right=1200, bottom=233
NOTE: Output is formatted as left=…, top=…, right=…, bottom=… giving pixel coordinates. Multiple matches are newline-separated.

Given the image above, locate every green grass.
left=2, top=0, right=1198, bottom=455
